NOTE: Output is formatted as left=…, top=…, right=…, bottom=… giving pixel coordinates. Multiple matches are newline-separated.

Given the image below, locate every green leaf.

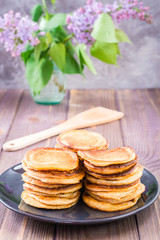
left=45, top=32, right=53, bottom=45
left=25, top=57, right=53, bottom=95
left=115, top=29, right=132, bottom=43
left=116, top=44, right=121, bottom=56
left=65, top=40, right=75, bottom=56
left=34, top=40, right=48, bottom=61
left=39, top=16, right=48, bottom=30
left=76, top=44, right=97, bottom=75
left=49, top=43, right=66, bottom=71
left=21, top=44, right=34, bottom=65
left=31, top=4, right=44, bottom=22
left=63, top=41, right=75, bottom=60
left=51, top=0, right=56, bottom=4
left=91, top=13, right=117, bottom=43
left=39, top=13, right=54, bottom=30
left=50, top=26, right=75, bottom=55
left=90, top=41, right=118, bottom=65
left=63, top=51, right=82, bottom=74
left=45, top=13, right=67, bottom=31
left=49, top=26, right=67, bottom=42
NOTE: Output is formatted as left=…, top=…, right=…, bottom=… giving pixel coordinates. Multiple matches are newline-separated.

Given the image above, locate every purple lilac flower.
left=109, top=0, right=152, bottom=23
left=67, top=0, right=104, bottom=45
left=0, top=10, right=40, bottom=57
left=66, top=0, right=152, bottom=45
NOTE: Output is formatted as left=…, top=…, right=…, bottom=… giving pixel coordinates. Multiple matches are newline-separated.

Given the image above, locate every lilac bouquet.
left=67, top=0, right=152, bottom=46
left=0, top=11, right=40, bottom=57
left=0, top=0, right=152, bottom=95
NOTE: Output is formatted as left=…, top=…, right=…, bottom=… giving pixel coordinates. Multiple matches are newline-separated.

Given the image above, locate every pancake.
left=22, top=173, right=76, bottom=188
left=24, top=147, right=79, bottom=171
left=86, top=182, right=143, bottom=199
left=22, top=159, right=83, bottom=180
left=83, top=193, right=140, bottom=212
left=86, top=165, right=143, bottom=186
left=21, top=139, right=144, bottom=211
left=85, top=179, right=140, bottom=192
left=83, top=159, right=137, bottom=174
left=22, top=158, right=81, bottom=176
left=22, top=191, right=78, bottom=209
left=26, top=191, right=80, bottom=205
left=56, top=130, right=108, bottom=152
left=55, top=144, right=64, bottom=149
left=21, top=147, right=85, bottom=210
left=24, top=189, right=81, bottom=198
left=78, top=147, right=136, bottom=166
left=87, top=183, right=145, bottom=204
left=25, top=168, right=85, bottom=184
left=23, top=182, right=82, bottom=194
left=85, top=163, right=137, bottom=180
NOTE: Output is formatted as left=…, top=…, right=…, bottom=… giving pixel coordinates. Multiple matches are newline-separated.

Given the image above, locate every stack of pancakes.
left=55, top=130, right=108, bottom=152
left=21, top=148, right=85, bottom=209
left=20, top=130, right=145, bottom=212
left=78, top=147, right=145, bottom=212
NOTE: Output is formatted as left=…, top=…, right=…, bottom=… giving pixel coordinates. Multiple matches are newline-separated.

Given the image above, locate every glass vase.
left=30, top=65, right=66, bottom=105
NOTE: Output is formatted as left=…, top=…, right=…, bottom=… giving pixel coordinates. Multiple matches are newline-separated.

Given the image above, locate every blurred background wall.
left=0, top=0, right=159, bottom=89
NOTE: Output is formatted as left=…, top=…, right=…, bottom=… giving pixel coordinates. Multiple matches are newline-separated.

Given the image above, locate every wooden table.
left=0, top=89, right=160, bottom=240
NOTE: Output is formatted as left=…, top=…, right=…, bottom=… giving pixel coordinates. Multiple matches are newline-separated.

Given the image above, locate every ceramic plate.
left=0, top=164, right=159, bottom=225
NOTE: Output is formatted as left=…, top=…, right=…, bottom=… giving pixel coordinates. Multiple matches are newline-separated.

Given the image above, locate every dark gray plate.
left=0, top=164, right=159, bottom=225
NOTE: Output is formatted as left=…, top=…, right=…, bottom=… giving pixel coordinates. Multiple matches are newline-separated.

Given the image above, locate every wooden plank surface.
left=57, top=89, right=139, bottom=240
left=0, top=90, right=69, bottom=240
left=0, top=89, right=159, bottom=240
left=117, top=89, right=160, bottom=240
left=0, top=89, right=23, bottom=151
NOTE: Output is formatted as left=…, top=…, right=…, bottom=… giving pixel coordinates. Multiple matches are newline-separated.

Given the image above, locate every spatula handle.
left=2, top=123, right=73, bottom=151
left=3, top=107, right=124, bottom=151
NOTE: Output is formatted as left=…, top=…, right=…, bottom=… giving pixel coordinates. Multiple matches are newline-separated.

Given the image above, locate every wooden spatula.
left=3, top=107, right=124, bottom=151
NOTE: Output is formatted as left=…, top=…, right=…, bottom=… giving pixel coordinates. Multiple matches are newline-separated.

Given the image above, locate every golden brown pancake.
left=26, top=191, right=81, bottom=205
left=22, top=191, right=79, bottom=209
left=86, top=165, right=143, bottom=186
left=24, top=147, right=79, bottom=171
left=21, top=147, right=85, bottom=210
left=25, top=168, right=85, bottom=184
left=22, top=173, right=77, bottom=188
left=22, top=159, right=84, bottom=181
left=85, top=179, right=140, bottom=192
left=21, top=141, right=144, bottom=211
left=24, top=189, right=81, bottom=198
left=83, top=159, right=137, bottom=175
left=54, top=144, right=64, bottom=149
left=84, top=163, right=137, bottom=180
left=23, top=182, right=82, bottom=194
left=22, top=158, right=81, bottom=176
left=56, top=130, right=108, bottom=152
left=86, top=182, right=143, bottom=199
left=78, top=147, right=136, bottom=166
left=87, top=183, right=145, bottom=204
left=83, top=193, right=140, bottom=212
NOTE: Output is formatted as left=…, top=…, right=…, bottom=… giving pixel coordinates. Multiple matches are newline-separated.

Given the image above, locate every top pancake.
left=56, top=130, right=108, bottom=151
left=78, top=147, right=136, bottom=166
left=24, top=147, right=79, bottom=171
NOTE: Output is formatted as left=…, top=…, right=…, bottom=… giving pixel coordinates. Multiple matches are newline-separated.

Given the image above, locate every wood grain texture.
left=55, top=89, right=139, bottom=240
left=117, top=89, right=160, bottom=240
left=0, top=89, right=23, bottom=151
left=0, top=90, right=70, bottom=240
left=0, top=89, right=160, bottom=240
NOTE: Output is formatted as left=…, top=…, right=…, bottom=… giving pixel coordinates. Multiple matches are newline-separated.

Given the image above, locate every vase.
left=30, top=65, right=66, bottom=105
